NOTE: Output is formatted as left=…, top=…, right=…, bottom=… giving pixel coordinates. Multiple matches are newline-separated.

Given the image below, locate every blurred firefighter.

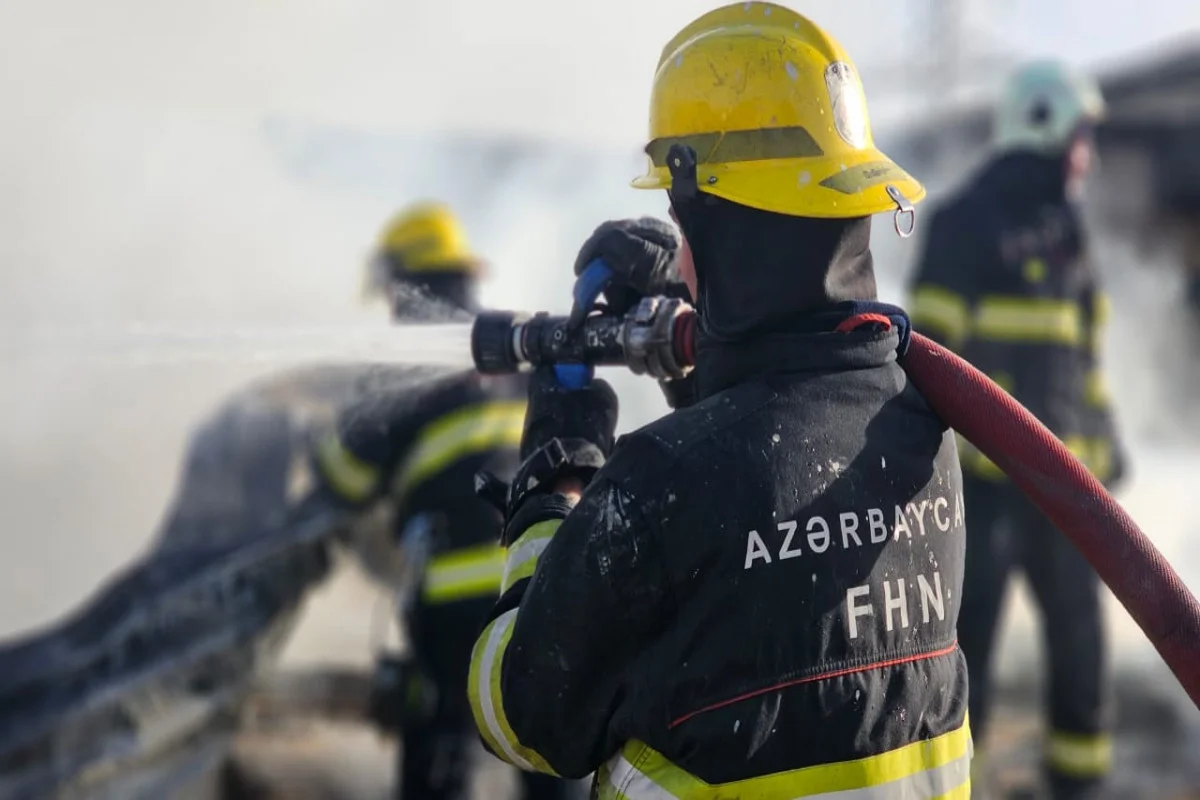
left=909, top=62, right=1125, bottom=799
left=315, top=201, right=579, bottom=800
left=464, top=5, right=972, bottom=798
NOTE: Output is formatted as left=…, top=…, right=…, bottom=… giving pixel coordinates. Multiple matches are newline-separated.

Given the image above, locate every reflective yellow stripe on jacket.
left=910, top=286, right=972, bottom=349
left=320, top=401, right=525, bottom=599
left=411, top=400, right=527, bottom=603
left=974, top=295, right=1083, bottom=346
left=315, top=400, right=526, bottom=504
left=468, top=519, right=564, bottom=775
left=422, top=542, right=506, bottom=604
left=501, top=519, right=559, bottom=593
left=597, top=723, right=972, bottom=799
left=957, top=433, right=1113, bottom=483
left=1091, top=291, right=1111, bottom=354
left=392, top=400, right=526, bottom=499
left=1084, top=369, right=1109, bottom=408
left=315, top=431, right=382, bottom=502
left=912, top=288, right=1090, bottom=348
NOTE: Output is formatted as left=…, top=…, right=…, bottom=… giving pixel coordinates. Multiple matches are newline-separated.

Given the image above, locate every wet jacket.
left=909, top=151, right=1124, bottom=484
left=314, top=365, right=527, bottom=607
left=468, top=207, right=971, bottom=798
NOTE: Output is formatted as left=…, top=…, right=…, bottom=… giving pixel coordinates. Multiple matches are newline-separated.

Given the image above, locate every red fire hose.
left=901, top=332, right=1200, bottom=708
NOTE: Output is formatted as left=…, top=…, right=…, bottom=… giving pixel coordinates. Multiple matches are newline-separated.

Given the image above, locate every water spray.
left=469, top=260, right=1200, bottom=708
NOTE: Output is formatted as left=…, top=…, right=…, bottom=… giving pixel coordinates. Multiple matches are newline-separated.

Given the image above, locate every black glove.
left=499, top=368, right=620, bottom=542
left=521, top=366, right=619, bottom=460
left=573, top=217, right=688, bottom=315
left=474, top=370, right=619, bottom=521
left=575, top=218, right=701, bottom=409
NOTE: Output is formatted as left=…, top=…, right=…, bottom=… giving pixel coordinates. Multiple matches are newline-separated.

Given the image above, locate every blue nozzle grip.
left=567, top=259, right=613, bottom=331
left=553, top=363, right=594, bottom=391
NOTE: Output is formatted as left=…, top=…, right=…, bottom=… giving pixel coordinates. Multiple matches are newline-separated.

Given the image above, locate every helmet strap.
left=666, top=144, right=699, bottom=201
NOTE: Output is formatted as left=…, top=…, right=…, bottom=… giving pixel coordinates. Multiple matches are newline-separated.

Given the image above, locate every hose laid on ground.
left=900, top=332, right=1200, bottom=709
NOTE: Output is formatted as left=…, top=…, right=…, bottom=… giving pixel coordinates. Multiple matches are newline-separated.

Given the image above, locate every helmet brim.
left=633, top=147, right=924, bottom=219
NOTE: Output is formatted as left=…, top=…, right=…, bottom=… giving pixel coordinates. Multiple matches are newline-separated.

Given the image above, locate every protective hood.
left=671, top=193, right=878, bottom=341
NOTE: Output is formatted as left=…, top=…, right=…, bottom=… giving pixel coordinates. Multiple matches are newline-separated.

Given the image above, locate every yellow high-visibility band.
left=467, top=608, right=560, bottom=775
left=1047, top=730, right=1112, bottom=778
left=975, top=296, right=1082, bottom=346
left=599, top=721, right=972, bottom=799
left=958, top=434, right=1104, bottom=482
left=315, top=431, right=380, bottom=502
left=911, top=286, right=972, bottom=349
left=393, top=400, right=526, bottom=499
left=1084, top=369, right=1109, bottom=408
left=501, top=520, right=561, bottom=594
left=422, top=543, right=505, bottom=604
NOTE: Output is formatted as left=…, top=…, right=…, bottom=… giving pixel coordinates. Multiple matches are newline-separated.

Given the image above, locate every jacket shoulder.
left=610, top=382, right=777, bottom=469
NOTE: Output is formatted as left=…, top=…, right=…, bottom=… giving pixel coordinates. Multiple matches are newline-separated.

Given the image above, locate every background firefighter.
left=314, top=201, right=579, bottom=800
left=908, top=61, right=1127, bottom=799
left=465, top=5, right=972, bottom=798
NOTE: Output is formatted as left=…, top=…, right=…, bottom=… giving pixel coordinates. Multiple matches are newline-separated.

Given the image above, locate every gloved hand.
left=574, top=217, right=701, bottom=410
left=521, top=366, right=619, bottom=460
left=573, top=217, right=688, bottom=315
left=500, top=368, right=619, bottom=538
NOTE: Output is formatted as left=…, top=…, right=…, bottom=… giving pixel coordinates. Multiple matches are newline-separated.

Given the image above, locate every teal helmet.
left=994, top=60, right=1106, bottom=153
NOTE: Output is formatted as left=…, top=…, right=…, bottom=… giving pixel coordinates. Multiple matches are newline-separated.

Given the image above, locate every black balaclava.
left=670, top=191, right=877, bottom=342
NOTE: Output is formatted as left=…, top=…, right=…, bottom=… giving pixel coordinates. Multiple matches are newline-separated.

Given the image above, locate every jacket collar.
left=694, top=302, right=907, bottom=399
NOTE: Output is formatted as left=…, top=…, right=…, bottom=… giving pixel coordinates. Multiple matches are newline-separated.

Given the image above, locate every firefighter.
left=908, top=62, right=1124, bottom=799
left=316, top=201, right=578, bottom=800
left=465, top=4, right=972, bottom=798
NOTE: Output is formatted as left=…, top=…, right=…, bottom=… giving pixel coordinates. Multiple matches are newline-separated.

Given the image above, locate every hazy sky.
left=3, top=0, right=1195, bottom=147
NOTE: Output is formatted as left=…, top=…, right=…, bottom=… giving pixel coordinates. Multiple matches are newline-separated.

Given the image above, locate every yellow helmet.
left=632, top=2, right=924, bottom=220
left=376, top=201, right=481, bottom=273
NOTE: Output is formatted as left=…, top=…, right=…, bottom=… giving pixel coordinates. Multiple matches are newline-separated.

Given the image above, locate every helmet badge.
left=825, top=61, right=867, bottom=149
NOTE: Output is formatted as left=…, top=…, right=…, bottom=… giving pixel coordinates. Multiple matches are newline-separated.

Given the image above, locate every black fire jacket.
left=314, top=366, right=527, bottom=606
left=467, top=314, right=971, bottom=798
left=909, top=151, right=1125, bottom=485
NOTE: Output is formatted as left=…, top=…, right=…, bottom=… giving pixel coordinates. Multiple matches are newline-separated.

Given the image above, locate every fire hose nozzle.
left=470, top=310, right=527, bottom=375
left=470, top=297, right=697, bottom=380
